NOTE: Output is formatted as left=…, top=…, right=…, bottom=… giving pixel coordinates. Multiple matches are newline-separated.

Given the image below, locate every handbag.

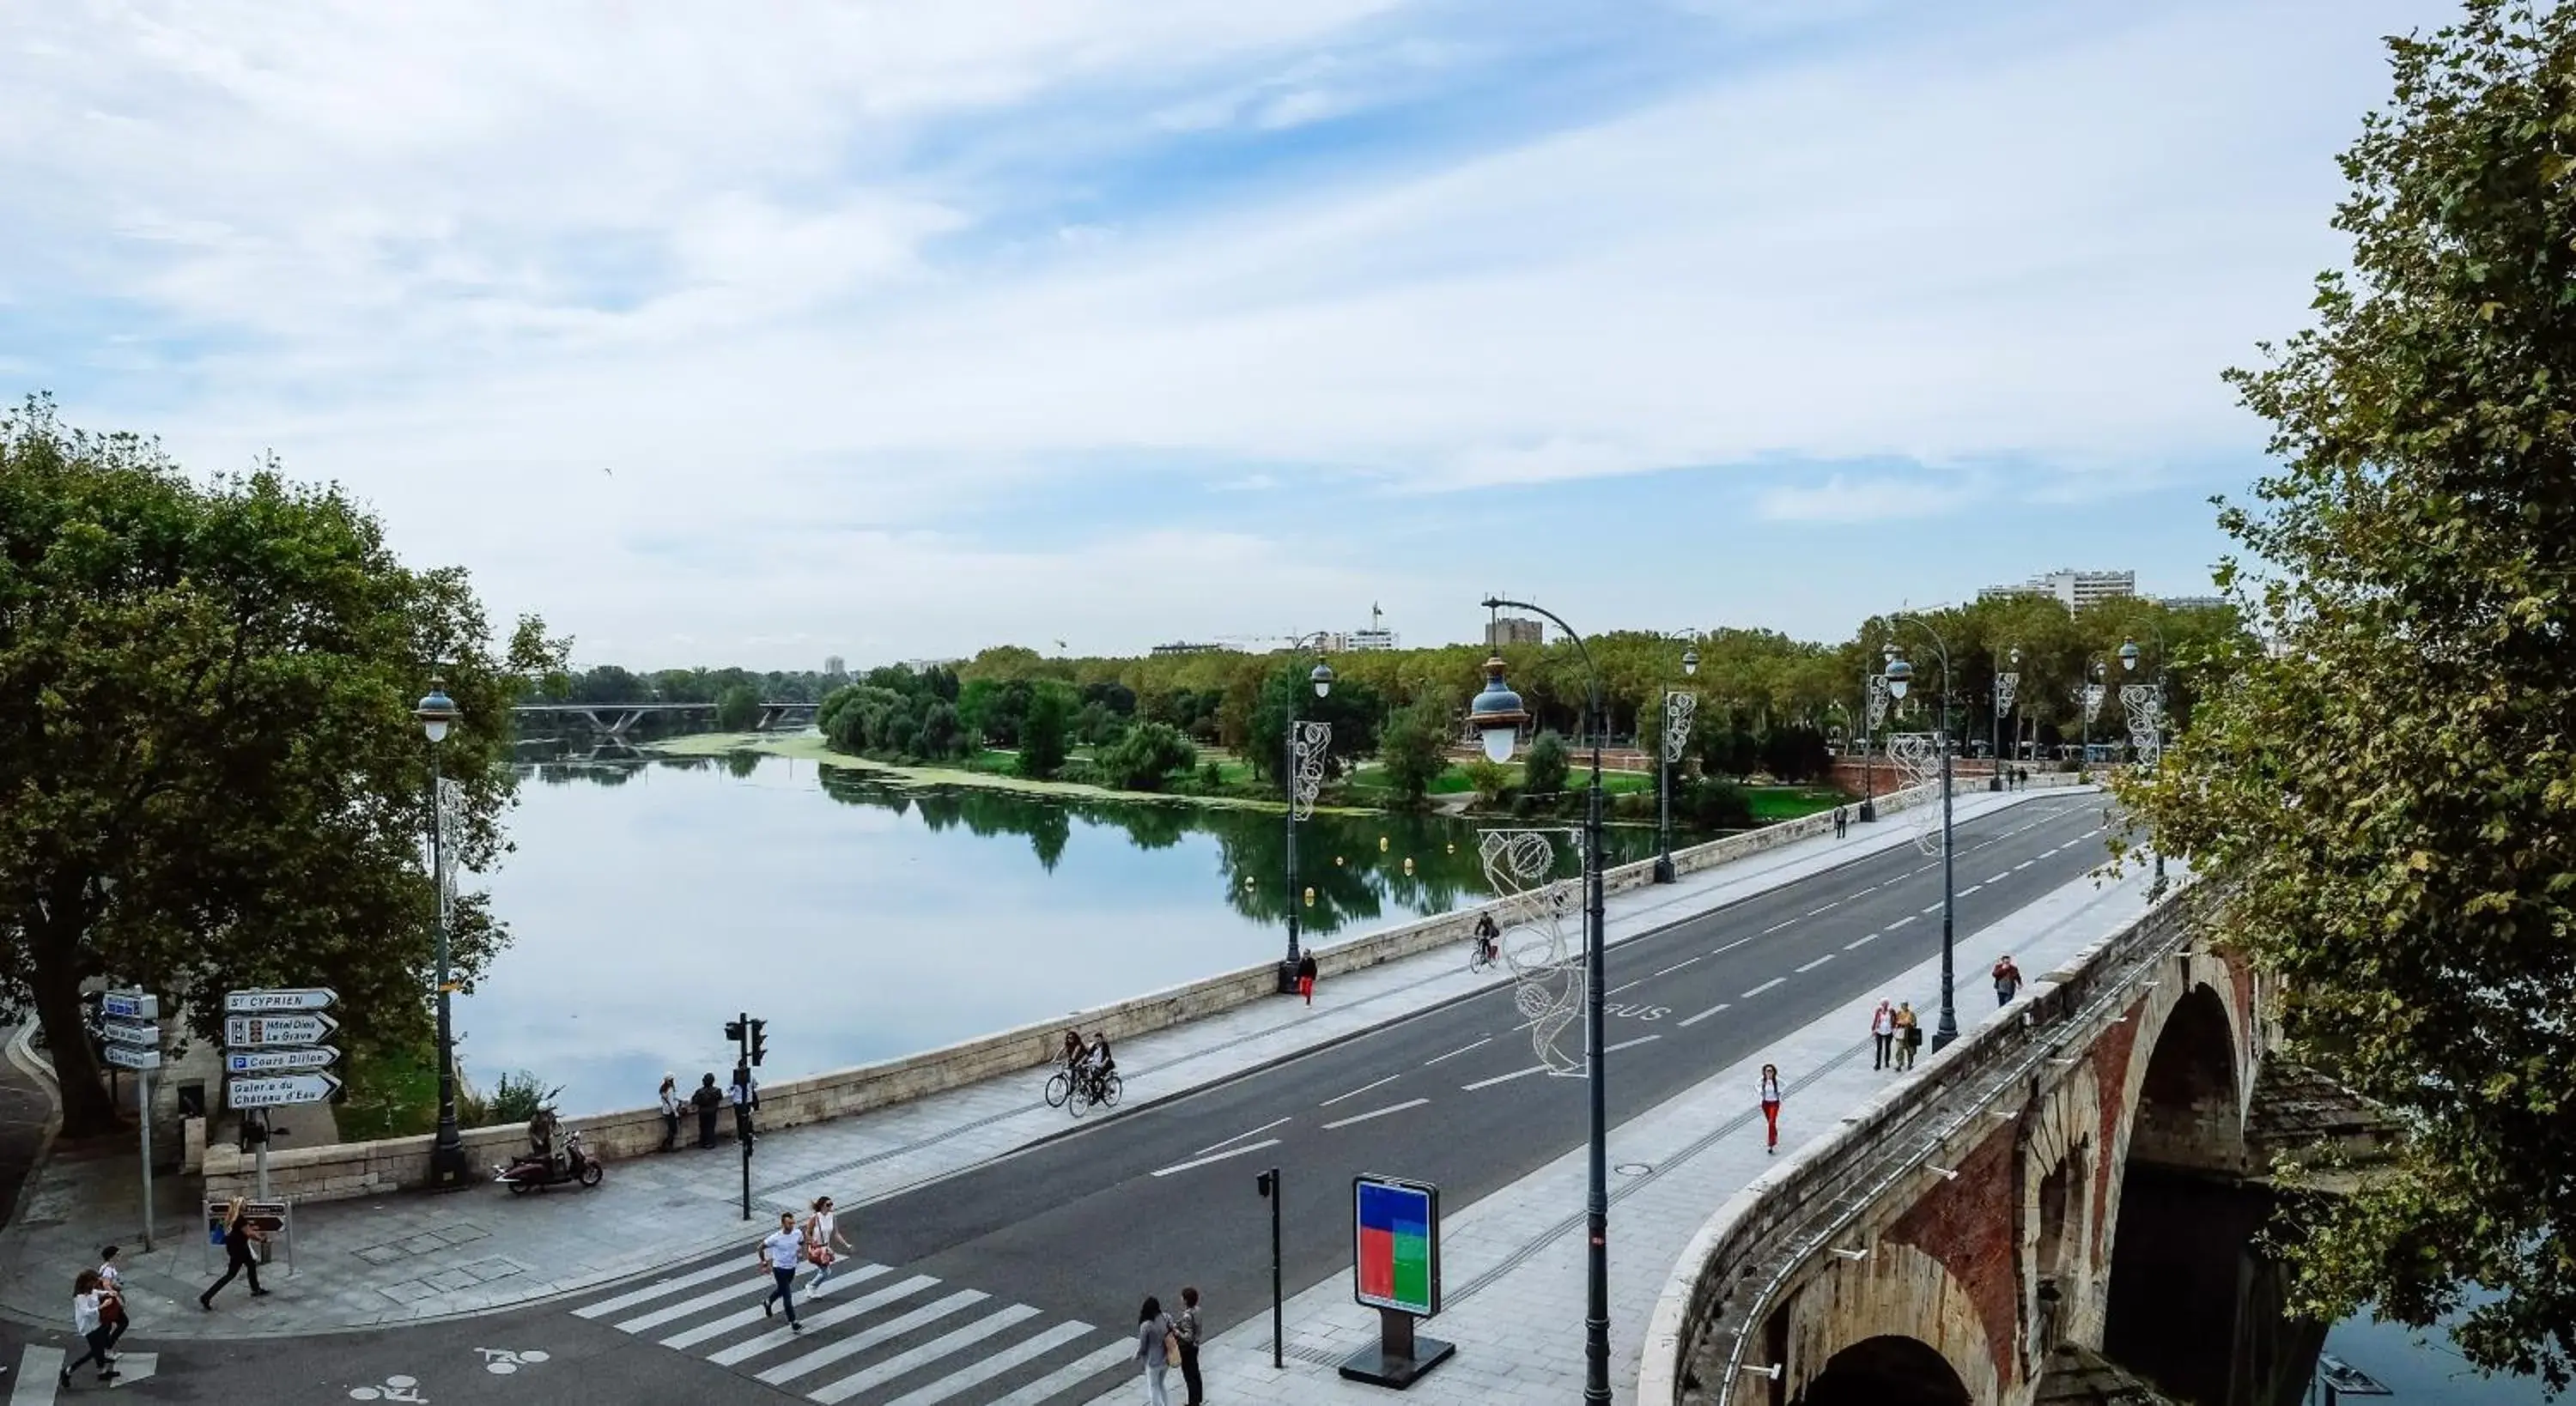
left=1163, top=1327, right=1181, bottom=1367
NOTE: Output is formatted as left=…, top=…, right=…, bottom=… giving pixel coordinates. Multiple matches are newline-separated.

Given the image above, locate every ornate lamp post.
left=2081, top=661, right=2106, bottom=770
left=2119, top=628, right=2167, bottom=888
left=1278, top=638, right=1337, bottom=995
left=1858, top=643, right=1894, bottom=821
left=1652, top=642, right=1700, bottom=883
left=1467, top=597, right=1614, bottom=1405
left=1885, top=618, right=1961, bottom=1051
left=414, top=680, right=470, bottom=1189
left=1989, top=645, right=2022, bottom=791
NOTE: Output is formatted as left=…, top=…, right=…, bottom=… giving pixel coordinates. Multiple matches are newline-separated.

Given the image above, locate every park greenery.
left=0, top=397, right=562, bottom=1137
left=2121, top=3, right=2575, bottom=1385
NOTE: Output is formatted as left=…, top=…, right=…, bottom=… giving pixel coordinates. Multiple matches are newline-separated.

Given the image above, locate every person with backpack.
left=1134, top=1294, right=1176, bottom=1406
left=1993, top=955, right=2025, bottom=1007
left=690, top=1072, right=724, bottom=1148
left=199, top=1197, right=269, bottom=1309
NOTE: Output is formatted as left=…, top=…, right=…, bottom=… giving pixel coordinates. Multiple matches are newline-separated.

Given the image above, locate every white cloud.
left=1755, top=474, right=1978, bottom=524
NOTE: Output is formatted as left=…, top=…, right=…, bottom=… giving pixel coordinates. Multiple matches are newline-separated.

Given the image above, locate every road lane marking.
left=1795, top=955, right=1835, bottom=973
left=1922, top=904, right=1941, bottom=914
left=1322, top=1098, right=1431, bottom=1130
left=2015, top=860, right=2035, bottom=870
left=622, top=1263, right=891, bottom=1333
left=1961, top=884, right=1984, bottom=895
left=1193, top=1118, right=1290, bottom=1156
left=1988, top=872, right=2010, bottom=883
left=1806, top=902, right=1838, bottom=916
left=1463, top=1064, right=1553, bottom=1091
left=576, top=1257, right=757, bottom=1318
left=808, top=1305, right=1045, bottom=1403
left=1678, top=1002, right=1731, bottom=1027
left=1742, top=977, right=1787, bottom=998
left=756, top=1288, right=987, bottom=1385
left=1319, top=1076, right=1399, bottom=1107
left=1604, top=1034, right=1662, bottom=1054
left=1653, top=956, right=1701, bottom=977
left=877, top=1320, right=1095, bottom=1406
left=683, top=1273, right=941, bottom=1354
left=1761, top=921, right=1795, bottom=935
left=1607, top=979, right=1645, bottom=996
left=987, top=1343, right=1140, bottom=1406
left=1844, top=933, right=1878, bottom=949
left=1886, top=915, right=1917, bottom=930
left=1149, top=1139, right=1283, bottom=1178
left=1425, top=1036, right=1492, bottom=1067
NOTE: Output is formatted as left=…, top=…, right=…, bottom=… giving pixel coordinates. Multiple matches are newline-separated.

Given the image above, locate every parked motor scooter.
left=494, top=1113, right=603, bottom=1194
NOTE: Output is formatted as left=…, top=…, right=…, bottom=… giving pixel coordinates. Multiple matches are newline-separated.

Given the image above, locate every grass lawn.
left=1744, top=785, right=1846, bottom=822
left=1341, top=760, right=1652, bottom=799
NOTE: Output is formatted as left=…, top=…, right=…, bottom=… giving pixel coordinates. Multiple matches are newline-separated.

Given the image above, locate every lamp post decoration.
left=1990, top=646, right=2021, bottom=791
left=1279, top=650, right=1335, bottom=993
left=1476, top=828, right=1586, bottom=1074
left=414, top=679, right=470, bottom=1189
left=2120, top=632, right=2170, bottom=891
left=1652, top=642, right=1700, bottom=884
left=1886, top=618, right=1964, bottom=1051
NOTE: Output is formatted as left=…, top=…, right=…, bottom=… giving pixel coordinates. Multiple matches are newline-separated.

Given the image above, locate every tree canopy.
left=2123, top=3, right=2576, bottom=1385
left=0, top=398, right=562, bottom=1136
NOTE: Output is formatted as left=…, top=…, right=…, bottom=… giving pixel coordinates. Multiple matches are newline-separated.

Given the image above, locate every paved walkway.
left=0, top=788, right=2088, bottom=1340
left=1102, top=835, right=2170, bottom=1406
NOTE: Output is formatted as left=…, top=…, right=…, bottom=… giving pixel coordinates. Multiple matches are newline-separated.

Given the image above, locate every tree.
left=1244, top=662, right=1383, bottom=785
left=1522, top=730, right=1571, bottom=801
left=1018, top=682, right=1073, bottom=779
left=1377, top=692, right=1455, bottom=808
left=2123, top=7, right=2576, bottom=1386
left=0, top=400, right=562, bottom=1136
left=1097, top=722, right=1197, bottom=791
left=714, top=683, right=762, bottom=731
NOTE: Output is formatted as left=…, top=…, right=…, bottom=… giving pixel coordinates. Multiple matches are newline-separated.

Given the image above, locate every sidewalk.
left=1109, top=839, right=2166, bottom=1406
left=0, top=787, right=2086, bottom=1338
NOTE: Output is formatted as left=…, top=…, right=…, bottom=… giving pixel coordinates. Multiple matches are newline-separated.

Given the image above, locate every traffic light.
left=724, top=1017, right=746, bottom=1045
left=748, top=1018, right=768, bottom=1067
left=1256, top=1169, right=1276, bottom=1199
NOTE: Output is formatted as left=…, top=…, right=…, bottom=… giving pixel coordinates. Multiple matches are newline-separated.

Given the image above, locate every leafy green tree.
left=1376, top=691, right=1455, bottom=808
left=2123, top=7, right=2576, bottom=1385
left=1522, top=730, right=1571, bottom=800
left=1245, top=663, right=1383, bottom=786
left=1097, top=721, right=1197, bottom=791
left=1018, top=682, right=1073, bottom=779
left=1461, top=758, right=1513, bottom=808
left=0, top=400, right=562, bottom=1136
left=714, top=683, right=762, bottom=731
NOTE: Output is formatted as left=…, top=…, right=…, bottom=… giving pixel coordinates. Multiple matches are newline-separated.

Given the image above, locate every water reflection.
left=474, top=754, right=1692, bottom=1116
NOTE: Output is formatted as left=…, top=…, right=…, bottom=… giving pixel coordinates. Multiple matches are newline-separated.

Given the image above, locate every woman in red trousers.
left=1759, top=1064, right=1783, bottom=1154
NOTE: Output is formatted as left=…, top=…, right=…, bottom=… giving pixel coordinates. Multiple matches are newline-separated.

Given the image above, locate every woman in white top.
left=803, top=1196, right=854, bottom=1295
left=63, top=1270, right=118, bottom=1387
left=658, top=1075, right=681, bottom=1153
left=1759, top=1064, right=1783, bottom=1154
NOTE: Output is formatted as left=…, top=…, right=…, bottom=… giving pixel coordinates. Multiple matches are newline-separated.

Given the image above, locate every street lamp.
left=1468, top=597, right=1614, bottom=1403
left=414, top=679, right=469, bottom=1190
left=1278, top=639, right=1337, bottom=995
left=1885, top=619, right=1961, bottom=1051
left=1653, top=641, right=1700, bottom=884
left=1989, top=645, right=2022, bottom=791
left=1857, top=642, right=1895, bottom=821
left=2119, top=629, right=2167, bottom=889
left=2081, top=661, right=2106, bottom=771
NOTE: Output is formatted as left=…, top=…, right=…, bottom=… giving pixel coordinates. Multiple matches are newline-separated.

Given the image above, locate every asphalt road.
left=12, top=794, right=2111, bottom=1406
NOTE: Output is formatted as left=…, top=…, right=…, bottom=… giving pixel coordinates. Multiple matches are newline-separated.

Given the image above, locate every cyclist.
left=1059, top=1028, right=1085, bottom=1078
left=1473, top=912, right=1500, bottom=967
left=1084, top=1032, right=1116, bottom=1104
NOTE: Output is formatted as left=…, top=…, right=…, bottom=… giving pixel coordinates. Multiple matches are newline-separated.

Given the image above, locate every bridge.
left=1639, top=890, right=2379, bottom=1405
left=512, top=700, right=820, bottom=736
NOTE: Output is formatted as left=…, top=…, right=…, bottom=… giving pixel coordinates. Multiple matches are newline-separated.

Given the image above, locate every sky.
left=1, top=0, right=2464, bottom=670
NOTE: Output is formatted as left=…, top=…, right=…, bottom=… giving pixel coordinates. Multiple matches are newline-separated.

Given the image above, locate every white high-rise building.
left=1978, top=569, right=2136, bottom=611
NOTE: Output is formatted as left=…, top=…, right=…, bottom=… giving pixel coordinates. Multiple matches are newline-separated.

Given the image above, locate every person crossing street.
left=756, top=1210, right=806, bottom=1332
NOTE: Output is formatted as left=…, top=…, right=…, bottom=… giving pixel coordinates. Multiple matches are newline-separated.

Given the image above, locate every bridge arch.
left=1772, top=1242, right=1997, bottom=1406
left=1797, top=1333, right=1971, bottom=1406
left=2122, top=979, right=2246, bottom=1178
left=2015, top=1062, right=2105, bottom=1361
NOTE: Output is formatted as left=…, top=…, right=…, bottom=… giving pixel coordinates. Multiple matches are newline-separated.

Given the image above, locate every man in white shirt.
left=729, top=1064, right=759, bottom=1148
left=756, top=1210, right=805, bottom=1331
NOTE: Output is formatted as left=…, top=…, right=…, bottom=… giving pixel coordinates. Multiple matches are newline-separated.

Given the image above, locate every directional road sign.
left=224, top=1013, right=339, bottom=1048
left=101, top=1019, right=163, bottom=1049
left=227, top=1074, right=341, bottom=1108
left=101, top=990, right=160, bottom=1022
left=224, top=1046, right=341, bottom=1076
left=104, top=1045, right=163, bottom=1071
left=224, top=988, right=337, bottom=1014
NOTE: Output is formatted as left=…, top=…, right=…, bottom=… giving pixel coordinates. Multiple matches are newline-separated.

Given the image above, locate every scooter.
left=494, top=1126, right=604, bottom=1193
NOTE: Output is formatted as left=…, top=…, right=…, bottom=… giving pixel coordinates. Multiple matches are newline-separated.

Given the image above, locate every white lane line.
left=1988, top=872, right=2011, bottom=884
left=1424, top=1036, right=1492, bottom=1067
left=878, top=1320, right=1096, bottom=1406
left=756, top=1289, right=988, bottom=1385
left=1606, top=979, right=1645, bottom=996
left=15, top=1347, right=64, bottom=1404
left=1806, top=902, right=1838, bottom=916
left=1844, top=932, right=1878, bottom=950
left=1150, top=1138, right=1283, bottom=1179
left=1320, top=1076, right=1399, bottom=1107
left=1653, top=956, right=1702, bottom=977
left=575, top=1257, right=756, bottom=1318
left=1463, top=1064, right=1552, bottom=1091
left=1857, top=883, right=1880, bottom=894
left=1886, top=915, right=1917, bottom=930
left=808, top=1304, right=1045, bottom=1404
left=1922, top=904, right=1941, bottom=915
left=1795, top=955, right=1835, bottom=973
left=1962, top=884, right=1985, bottom=896
left=2015, top=860, right=2035, bottom=871
left=1193, top=1118, right=1290, bottom=1156
left=1708, top=934, right=1760, bottom=958
left=1742, top=977, right=1787, bottom=999
left=1322, top=1098, right=1431, bottom=1130
left=988, top=1342, right=1139, bottom=1406
left=701, top=1273, right=937, bottom=1362
left=1604, top=1034, right=1662, bottom=1054
left=1761, top=920, right=1795, bottom=935
left=1678, top=1002, right=1731, bottom=1028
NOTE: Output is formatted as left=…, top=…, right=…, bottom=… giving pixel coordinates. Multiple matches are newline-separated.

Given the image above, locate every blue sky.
left=0, top=0, right=2458, bottom=668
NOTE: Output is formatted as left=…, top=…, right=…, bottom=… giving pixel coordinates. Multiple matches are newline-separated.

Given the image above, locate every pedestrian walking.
left=1759, top=1064, right=1783, bottom=1154
left=1870, top=1001, right=1895, bottom=1070
left=756, top=1210, right=805, bottom=1332
left=1992, top=955, right=2025, bottom=1008
left=1296, top=951, right=1319, bottom=1005
left=94, top=1245, right=129, bottom=1355
left=1894, top=1002, right=1922, bottom=1071
left=1832, top=804, right=1849, bottom=839
left=1134, top=1294, right=1176, bottom=1406
left=1174, top=1285, right=1206, bottom=1406
left=658, top=1074, right=682, bottom=1153
left=61, top=1270, right=118, bottom=1388
left=803, top=1196, right=854, bottom=1295
left=729, top=1063, right=760, bottom=1147
left=199, top=1196, right=270, bottom=1309
left=690, top=1072, right=724, bottom=1148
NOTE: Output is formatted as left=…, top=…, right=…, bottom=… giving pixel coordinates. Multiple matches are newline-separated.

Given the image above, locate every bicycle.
left=1064, top=1069, right=1123, bottom=1117
left=1044, top=1067, right=1076, bottom=1108
left=1467, top=936, right=1500, bottom=974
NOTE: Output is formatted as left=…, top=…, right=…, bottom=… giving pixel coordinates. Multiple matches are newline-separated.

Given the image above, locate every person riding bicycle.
left=1060, top=1028, right=1084, bottom=1077
left=1473, top=912, right=1500, bottom=966
left=1084, top=1032, right=1115, bottom=1103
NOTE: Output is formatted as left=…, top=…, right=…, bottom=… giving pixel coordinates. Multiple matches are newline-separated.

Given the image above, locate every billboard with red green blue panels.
left=1352, top=1175, right=1440, bottom=1317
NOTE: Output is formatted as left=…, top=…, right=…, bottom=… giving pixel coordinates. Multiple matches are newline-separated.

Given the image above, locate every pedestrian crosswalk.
left=568, top=1257, right=1134, bottom=1406
left=10, top=1345, right=161, bottom=1399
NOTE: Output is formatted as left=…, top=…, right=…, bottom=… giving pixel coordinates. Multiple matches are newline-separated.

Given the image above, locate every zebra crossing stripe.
left=574, top=1258, right=749, bottom=1318
left=984, top=1341, right=1139, bottom=1406
left=624, top=1264, right=890, bottom=1335
left=756, top=1288, right=987, bottom=1386
left=806, top=1304, right=1042, bottom=1403
left=873, top=1321, right=1095, bottom=1406
left=674, top=1272, right=939, bottom=1354
left=13, top=1346, right=64, bottom=1404
left=703, top=1274, right=942, bottom=1366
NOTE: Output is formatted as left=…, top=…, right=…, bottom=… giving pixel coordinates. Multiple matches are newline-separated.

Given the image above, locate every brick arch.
left=1772, top=1242, right=2000, bottom=1406
left=1798, top=1333, right=1971, bottom=1406
left=2016, top=1062, right=2105, bottom=1360
left=2094, top=958, right=2253, bottom=1270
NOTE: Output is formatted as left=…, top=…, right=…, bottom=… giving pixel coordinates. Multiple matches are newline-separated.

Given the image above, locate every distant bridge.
left=513, top=700, right=819, bottom=737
